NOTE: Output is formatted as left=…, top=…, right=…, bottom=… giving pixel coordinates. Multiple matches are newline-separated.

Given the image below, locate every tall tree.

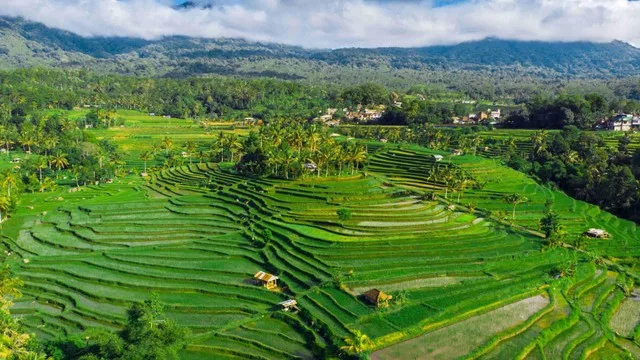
left=504, top=194, right=528, bottom=221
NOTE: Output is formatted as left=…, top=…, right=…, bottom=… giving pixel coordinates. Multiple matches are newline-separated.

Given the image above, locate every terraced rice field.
left=2, top=145, right=639, bottom=359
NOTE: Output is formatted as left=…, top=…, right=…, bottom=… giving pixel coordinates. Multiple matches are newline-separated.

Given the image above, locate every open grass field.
left=1, top=136, right=639, bottom=359
left=43, top=109, right=249, bottom=170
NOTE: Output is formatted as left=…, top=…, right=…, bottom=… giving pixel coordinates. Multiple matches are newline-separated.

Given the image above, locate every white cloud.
left=0, top=0, right=639, bottom=48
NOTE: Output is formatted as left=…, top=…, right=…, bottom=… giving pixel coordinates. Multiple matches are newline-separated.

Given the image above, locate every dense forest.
left=2, top=68, right=640, bottom=127
left=2, top=16, right=640, bottom=99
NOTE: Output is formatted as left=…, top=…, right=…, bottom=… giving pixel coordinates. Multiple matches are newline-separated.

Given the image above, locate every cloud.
left=0, top=0, right=639, bottom=48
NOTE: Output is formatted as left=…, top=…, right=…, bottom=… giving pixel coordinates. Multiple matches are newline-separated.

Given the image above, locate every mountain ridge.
left=1, top=16, right=639, bottom=82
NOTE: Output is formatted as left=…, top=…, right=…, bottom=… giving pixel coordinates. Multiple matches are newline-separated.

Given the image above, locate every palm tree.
left=0, top=195, right=9, bottom=224
left=225, top=134, right=242, bottom=162
left=39, top=177, right=56, bottom=193
left=530, top=130, right=547, bottom=168
left=71, top=165, right=82, bottom=189
left=307, top=127, right=323, bottom=153
left=314, top=146, right=331, bottom=178
left=340, top=330, right=373, bottom=355
left=504, top=193, right=528, bottom=221
left=215, top=132, right=227, bottom=162
left=17, top=132, right=35, bottom=153
left=50, top=153, right=69, bottom=171
left=281, top=147, right=297, bottom=179
left=161, top=136, right=174, bottom=156
left=0, top=125, right=16, bottom=159
left=2, top=172, right=18, bottom=198
left=290, top=127, right=305, bottom=155
left=183, top=141, right=197, bottom=165
left=42, top=135, right=58, bottom=160
left=563, top=150, right=580, bottom=164
left=35, top=157, right=47, bottom=184
left=139, top=151, right=154, bottom=174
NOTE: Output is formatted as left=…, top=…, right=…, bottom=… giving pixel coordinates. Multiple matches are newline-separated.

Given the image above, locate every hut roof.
left=254, top=271, right=278, bottom=282
left=278, top=300, right=297, bottom=307
left=363, top=289, right=392, bottom=304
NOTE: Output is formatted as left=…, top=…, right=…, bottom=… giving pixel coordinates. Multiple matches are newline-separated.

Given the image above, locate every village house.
left=346, top=108, right=383, bottom=122
left=363, top=289, right=392, bottom=308
left=489, top=109, right=501, bottom=120
left=632, top=116, right=640, bottom=130
left=433, top=155, right=444, bottom=162
left=254, top=271, right=279, bottom=289
left=609, top=114, right=633, bottom=131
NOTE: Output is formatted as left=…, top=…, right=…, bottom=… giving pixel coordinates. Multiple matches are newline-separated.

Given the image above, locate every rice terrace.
left=0, top=108, right=638, bottom=359
left=2, top=6, right=640, bottom=359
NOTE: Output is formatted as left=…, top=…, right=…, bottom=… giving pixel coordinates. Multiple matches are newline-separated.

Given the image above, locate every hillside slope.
left=1, top=16, right=639, bottom=82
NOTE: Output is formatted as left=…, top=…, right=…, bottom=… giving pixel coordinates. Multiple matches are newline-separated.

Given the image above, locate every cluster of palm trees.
left=0, top=172, right=19, bottom=224
left=343, top=124, right=485, bottom=154
left=426, top=165, right=475, bottom=202
left=247, top=124, right=368, bottom=179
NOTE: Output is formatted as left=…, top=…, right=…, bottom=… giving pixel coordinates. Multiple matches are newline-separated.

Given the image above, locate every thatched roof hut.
left=363, top=289, right=392, bottom=307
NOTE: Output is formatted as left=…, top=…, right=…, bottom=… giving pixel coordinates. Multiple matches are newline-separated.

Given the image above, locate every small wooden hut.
left=278, top=299, right=298, bottom=312
left=254, top=271, right=279, bottom=289
left=584, top=229, right=610, bottom=239
left=363, top=289, right=392, bottom=308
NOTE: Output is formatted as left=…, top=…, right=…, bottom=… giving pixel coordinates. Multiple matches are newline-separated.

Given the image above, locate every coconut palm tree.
left=42, top=135, right=58, bottom=160
left=290, top=127, right=305, bottom=155
left=35, top=157, right=47, bottom=184
left=504, top=193, right=528, bottom=221
left=347, top=144, right=367, bottom=175
left=340, top=330, right=372, bottom=355
left=183, top=141, right=197, bottom=165
left=2, top=172, right=18, bottom=198
left=71, top=165, right=82, bottom=189
left=50, top=153, right=69, bottom=172
left=39, top=177, right=56, bottom=193
left=0, top=195, right=10, bottom=224
left=281, top=147, right=297, bottom=180
left=0, top=125, right=16, bottom=159
left=139, top=151, right=154, bottom=174
left=17, top=132, right=35, bottom=153
left=161, top=136, right=174, bottom=156
left=225, top=134, right=242, bottom=162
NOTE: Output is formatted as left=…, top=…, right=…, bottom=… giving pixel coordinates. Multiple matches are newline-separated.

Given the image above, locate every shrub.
left=337, top=208, right=352, bottom=222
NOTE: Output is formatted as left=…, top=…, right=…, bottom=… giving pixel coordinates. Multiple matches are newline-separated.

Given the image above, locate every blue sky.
left=2, top=0, right=639, bottom=48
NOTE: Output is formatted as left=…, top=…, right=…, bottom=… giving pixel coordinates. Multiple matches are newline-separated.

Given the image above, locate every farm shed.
left=254, top=271, right=279, bottom=289
left=584, top=228, right=610, bottom=239
left=278, top=299, right=298, bottom=312
left=433, top=155, right=444, bottom=162
left=363, top=289, right=392, bottom=307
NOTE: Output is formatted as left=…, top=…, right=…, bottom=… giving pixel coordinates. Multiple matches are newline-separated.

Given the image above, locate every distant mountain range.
left=1, top=16, right=639, bottom=84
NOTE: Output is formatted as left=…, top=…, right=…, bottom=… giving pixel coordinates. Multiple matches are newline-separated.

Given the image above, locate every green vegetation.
left=3, top=16, right=640, bottom=97
left=0, top=57, right=638, bottom=359
left=46, top=297, right=188, bottom=360
left=0, top=138, right=637, bottom=359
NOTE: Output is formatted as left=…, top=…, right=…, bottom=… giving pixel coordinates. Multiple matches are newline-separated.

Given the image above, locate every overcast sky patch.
left=1, top=0, right=638, bottom=48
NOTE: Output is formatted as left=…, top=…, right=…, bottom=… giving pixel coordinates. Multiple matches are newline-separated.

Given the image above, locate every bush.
left=337, top=208, right=352, bottom=222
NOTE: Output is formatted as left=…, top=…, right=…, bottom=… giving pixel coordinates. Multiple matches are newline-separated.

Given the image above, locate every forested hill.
left=1, top=16, right=640, bottom=83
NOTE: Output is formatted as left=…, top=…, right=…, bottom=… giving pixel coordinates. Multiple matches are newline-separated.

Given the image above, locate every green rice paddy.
left=1, top=127, right=639, bottom=359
